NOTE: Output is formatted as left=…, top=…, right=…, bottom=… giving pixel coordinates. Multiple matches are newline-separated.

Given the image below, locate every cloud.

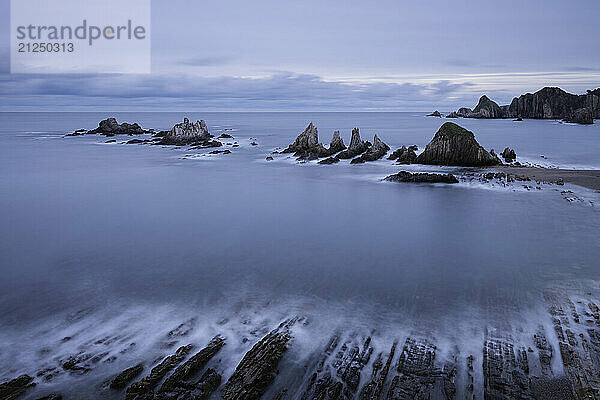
left=0, top=72, right=479, bottom=111
left=178, top=56, right=236, bottom=66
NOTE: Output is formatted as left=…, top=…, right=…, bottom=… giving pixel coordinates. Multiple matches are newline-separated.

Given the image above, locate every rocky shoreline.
left=3, top=284, right=600, bottom=399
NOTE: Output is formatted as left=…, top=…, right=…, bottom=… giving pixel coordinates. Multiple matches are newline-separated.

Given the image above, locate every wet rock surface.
left=281, top=123, right=330, bottom=160
left=416, top=122, right=500, bottom=166
left=0, top=374, right=36, bottom=399
left=222, top=318, right=299, bottom=400
left=155, top=118, right=219, bottom=146
left=5, top=286, right=600, bottom=399
left=500, top=147, right=517, bottom=163
left=384, top=171, right=459, bottom=184
left=427, top=110, right=442, bottom=117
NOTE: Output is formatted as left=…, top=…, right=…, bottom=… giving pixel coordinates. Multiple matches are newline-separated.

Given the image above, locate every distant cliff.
left=448, top=87, right=600, bottom=124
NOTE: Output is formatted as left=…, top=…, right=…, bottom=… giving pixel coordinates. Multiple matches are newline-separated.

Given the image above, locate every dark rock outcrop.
left=416, top=122, right=500, bottom=166
left=564, top=107, right=594, bottom=124
left=388, top=145, right=418, bottom=164
left=125, top=344, right=194, bottom=399
left=350, top=135, right=390, bottom=163
left=384, top=171, right=459, bottom=184
left=336, top=128, right=370, bottom=159
left=281, top=123, right=337, bottom=160
left=0, top=375, right=36, bottom=400
left=448, top=87, right=599, bottom=123
left=318, top=156, right=339, bottom=165
left=500, top=147, right=517, bottom=163
left=445, top=112, right=459, bottom=118
left=427, top=110, right=442, bottom=117
left=222, top=318, right=298, bottom=400
left=87, top=118, right=148, bottom=136
left=110, top=363, right=144, bottom=390
left=328, top=130, right=346, bottom=154
left=156, top=336, right=225, bottom=399
left=471, top=95, right=505, bottom=118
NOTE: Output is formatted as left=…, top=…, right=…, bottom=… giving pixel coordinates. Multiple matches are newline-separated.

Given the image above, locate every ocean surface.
left=0, top=112, right=599, bottom=398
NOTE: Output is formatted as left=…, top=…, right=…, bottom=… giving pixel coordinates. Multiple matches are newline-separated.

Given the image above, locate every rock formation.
left=86, top=118, right=148, bottom=136
left=416, top=122, right=501, bottom=166
left=427, top=110, right=442, bottom=117
left=500, top=147, right=517, bottom=163
left=328, top=130, right=346, bottom=154
left=384, top=171, right=459, bottom=184
left=281, top=123, right=344, bottom=160
left=0, top=374, right=35, bottom=399
left=110, top=364, right=144, bottom=390
left=155, top=118, right=221, bottom=147
left=471, top=95, right=504, bottom=118
left=336, top=128, right=370, bottom=159
left=445, top=112, right=459, bottom=118
left=350, top=135, right=390, bottom=163
left=222, top=318, right=298, bottom=400
left=388, top=145, right=418, bottom=164
left=447, top=87, right=599, bottom=124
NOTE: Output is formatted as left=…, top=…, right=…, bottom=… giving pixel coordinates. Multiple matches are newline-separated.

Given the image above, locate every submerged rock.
left=384, top=171, right=459, bottom=184
left=416, top=122, right=501, bottom=166
left=336, top=128, right=370, bottom=159
left=500, top=147, right=517, bottom=162
left=427, top=110, right=443, bottom=117
left=350, top=135, right=390, bottom=163
left=87, top=118, right=148, bottom=136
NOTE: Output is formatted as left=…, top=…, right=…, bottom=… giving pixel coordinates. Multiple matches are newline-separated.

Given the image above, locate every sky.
left=1, top=0, right=599, bottom=111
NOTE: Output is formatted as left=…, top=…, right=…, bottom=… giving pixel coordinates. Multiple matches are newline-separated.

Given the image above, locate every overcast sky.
left=1, top=0, right=599, bottom=111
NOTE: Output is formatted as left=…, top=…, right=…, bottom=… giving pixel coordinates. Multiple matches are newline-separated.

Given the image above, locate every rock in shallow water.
left=87, top=118, right=148, bottom=136
left=384, top=171, right=459, bottom=184
left=416, top=122, right=500, bottom=167
left=336, top=128, right=370, bottom=159
left=110, top=363, right=144, bottom=390
left=0, top=374, right=36, bottom=399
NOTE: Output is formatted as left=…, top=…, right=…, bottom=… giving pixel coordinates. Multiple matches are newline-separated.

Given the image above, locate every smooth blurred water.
left=0, top=112, right=599, bottom=395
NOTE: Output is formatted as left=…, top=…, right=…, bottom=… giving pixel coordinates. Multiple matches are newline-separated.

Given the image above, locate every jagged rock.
left=388, top=145, right=418, bottom=164
left=281, top=123, right=329, bottom=160
left=65, top=129, right=87, bottom=136
left=427, top=110, right=442, bottom=117
left=318, top=157, right=339, bottom=165
left=208, top=149, right=231, bottom=154
left=416, top=122, right=501, bottom=166
left=384, top=171, right=459, bottom=184
left=87, top=118, right=147, bottom=136
left=155, top=118, right=218, bottom=146
left=445, top=112, right=459, bottom=118
left=336, top=128, right=370, bottom=159
left=564, top=107, right=594, bottom=124
left=490, top=149, right=503, bottom=165
left=156, top=336, right=225, bottom=399
left=218, top=133, right=234, bottom=139
left=350, top=135, right=390, bottom=163
left=125, top=344, right=194, bottom=399
left=126, top=139, right=151, bottom=144
left=266, top=156, right=274, bottom=161
left=110, top=363, right=144, bottom=390
left=0, top=374, right=36, bottom=400
left=328, top=130, right=346, bottom=154
left=470, top=95, right=505, bottom=118
left=500, top=147, right=517, bottom=162
left=222, top=318, right=298, bottom=400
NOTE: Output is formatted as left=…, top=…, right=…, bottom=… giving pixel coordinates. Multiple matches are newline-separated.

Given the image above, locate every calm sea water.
left=0, top=112, right=599, bottom=397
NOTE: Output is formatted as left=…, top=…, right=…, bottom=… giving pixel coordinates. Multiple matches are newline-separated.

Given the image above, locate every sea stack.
left=281, top=123, right=330, bottom=160
left=416, top=122, right=501, bottom=166
left=87, top=118, right=147, bottom=136
left=336, top=128, right=370, bottom=159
